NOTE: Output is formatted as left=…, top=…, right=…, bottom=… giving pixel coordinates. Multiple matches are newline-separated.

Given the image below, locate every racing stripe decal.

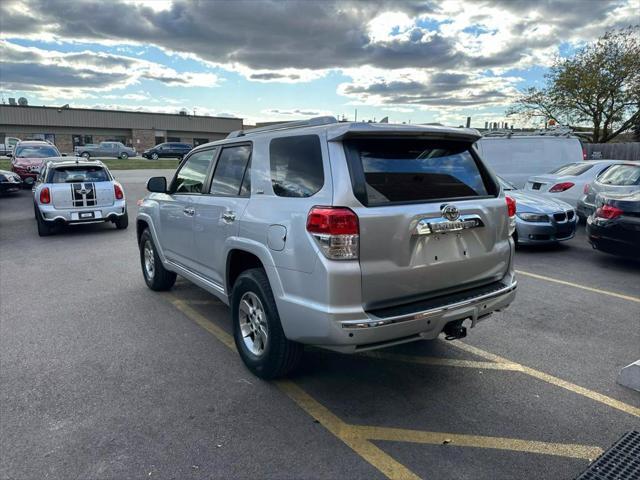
left=71, top=183, right=96, bottom=207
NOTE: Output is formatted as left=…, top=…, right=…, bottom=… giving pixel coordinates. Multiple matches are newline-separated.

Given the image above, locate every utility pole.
left=354, top=109, right=357, bottom=122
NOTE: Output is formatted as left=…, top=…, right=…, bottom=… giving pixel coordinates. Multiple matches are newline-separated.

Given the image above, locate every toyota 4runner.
left=136, top=117, right=517, bottom=378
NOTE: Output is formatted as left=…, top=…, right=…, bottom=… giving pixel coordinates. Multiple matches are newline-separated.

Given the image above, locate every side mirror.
left=147, top=176, right=167, bottom=193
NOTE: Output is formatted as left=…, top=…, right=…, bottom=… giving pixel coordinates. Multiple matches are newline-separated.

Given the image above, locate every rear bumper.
left=278, top=273, right=517, bottom=353
left=587, top=217, right=640, bottom=259
left=38, top=201, right=127, bottom=224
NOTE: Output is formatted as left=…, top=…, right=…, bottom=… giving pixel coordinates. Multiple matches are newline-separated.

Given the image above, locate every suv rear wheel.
left=232, top=268, right=302, bottom=379
left=139, top=229, right=176, bottom=290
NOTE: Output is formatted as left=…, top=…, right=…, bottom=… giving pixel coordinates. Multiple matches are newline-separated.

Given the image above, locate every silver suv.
left=137, top=117, right=517, bottom=378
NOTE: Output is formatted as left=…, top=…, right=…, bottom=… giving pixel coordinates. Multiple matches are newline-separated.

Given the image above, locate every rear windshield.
left=345, top=139, right=493, bottom=206
left=597, top=164, right=640, bottom=186
left=550, top=163, right=593, bottom=176
left=48, top=166, right=110, bottom=183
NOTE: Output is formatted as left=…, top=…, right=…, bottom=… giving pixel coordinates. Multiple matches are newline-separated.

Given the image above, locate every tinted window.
left=346, top=139, right=489, bottom=205
left=210, top=145, right=251, bottom=196
left=49, top=166, right=110, bottom=183
left=15, top=145, right=60, bottom=158
left=550, top=163, right=594, bottom=176
left=597, top=164, right=640, bottom=186
left=173, top=149, right=216, bottom=193
left=270, top=135, right=324, bottom=197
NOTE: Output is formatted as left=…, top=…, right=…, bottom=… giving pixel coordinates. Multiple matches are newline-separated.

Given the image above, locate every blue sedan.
left=500, top=177, right=577, bottom=245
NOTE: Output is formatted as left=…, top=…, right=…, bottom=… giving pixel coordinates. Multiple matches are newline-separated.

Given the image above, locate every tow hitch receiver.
left=443, top=320, right=467, bottom=340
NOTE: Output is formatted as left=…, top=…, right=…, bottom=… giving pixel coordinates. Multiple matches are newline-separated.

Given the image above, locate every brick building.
left=0, top=105, right=243, bottom=154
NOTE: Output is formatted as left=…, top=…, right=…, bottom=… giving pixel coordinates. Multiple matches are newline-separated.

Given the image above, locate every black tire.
left=81, top=152, right=90, bottom=159
left=232, top=268, right=302, bottom=379
left=35, top=206, right=53, bottom=236
left=115, top=211, right=129, bottom=230
left=139, top=229, right=176, bottom=291
left=151, top=152, right=159, bottom=160
left=120, top=152, right=129, bottom=160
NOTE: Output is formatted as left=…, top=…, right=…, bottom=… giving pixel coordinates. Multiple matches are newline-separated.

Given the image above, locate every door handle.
left=222, top=212, right=236, bottom=222
left=183, top=207, right=195, bottom=216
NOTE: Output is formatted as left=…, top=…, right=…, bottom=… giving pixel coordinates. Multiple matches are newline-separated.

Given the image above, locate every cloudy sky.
left=0, top=0, right=638, bottom=126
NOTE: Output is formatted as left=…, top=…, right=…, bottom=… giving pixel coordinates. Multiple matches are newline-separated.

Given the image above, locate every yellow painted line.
left=276, top=381, right=421, bottom=480
left=515, top=269, right=640, bottom=303
left=168, top=296, right=420, bottom=479
left=168, top=296, right=609, bottom=477
left=355, top=425, right=603, bottom=461
left=449, top=341, right=640, bottom=418
left=362, top=351, right=523, bottom=371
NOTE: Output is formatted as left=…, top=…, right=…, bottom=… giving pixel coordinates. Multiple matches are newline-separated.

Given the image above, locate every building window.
left=84, top=135, right=93, bottom=145
left=193, top=138, right=209, bottom=147
left=167, top=136, right=181, bottom=142
left=155, top=136, right=165, bottom=145
left=106, top=136, right=127, bottom=144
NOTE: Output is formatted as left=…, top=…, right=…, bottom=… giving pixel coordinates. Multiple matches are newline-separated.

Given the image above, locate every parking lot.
left=1, top=169, right=639, bottom=480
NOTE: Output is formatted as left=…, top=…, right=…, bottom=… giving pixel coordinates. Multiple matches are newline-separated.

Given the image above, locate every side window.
left=172, top=149, right=216, bottom=194
left=269, top=135, right=324, bottom=197
left=210, top=145, right=252, bottom=196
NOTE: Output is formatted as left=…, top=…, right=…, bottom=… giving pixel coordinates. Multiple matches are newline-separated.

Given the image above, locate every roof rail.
left=227, top=116, right=338, bottom=139
left=482, top=125, right=579, bottom=139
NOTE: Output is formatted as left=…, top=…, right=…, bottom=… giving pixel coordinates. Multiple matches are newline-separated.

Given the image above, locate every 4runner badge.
left=441, top=204, right=460, bottom=221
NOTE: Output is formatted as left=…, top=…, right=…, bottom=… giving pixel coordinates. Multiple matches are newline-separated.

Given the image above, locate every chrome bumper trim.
left=340, top=281, right=517, bottom=329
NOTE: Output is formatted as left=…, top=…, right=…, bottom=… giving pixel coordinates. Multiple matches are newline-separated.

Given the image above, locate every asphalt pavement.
left=1, top=170, right=638, bottom=480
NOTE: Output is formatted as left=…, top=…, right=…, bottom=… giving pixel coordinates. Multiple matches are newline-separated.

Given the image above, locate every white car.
left=33, top=158, right=128, bottom=236
left=524, top=160, right=623, bottom=209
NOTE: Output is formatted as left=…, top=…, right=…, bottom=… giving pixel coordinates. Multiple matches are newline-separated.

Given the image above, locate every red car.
left=11, top=141, right=63, bottom=186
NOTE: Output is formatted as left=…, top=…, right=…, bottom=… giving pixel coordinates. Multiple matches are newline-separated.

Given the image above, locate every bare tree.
left=508, top=27, right=640, bottom=143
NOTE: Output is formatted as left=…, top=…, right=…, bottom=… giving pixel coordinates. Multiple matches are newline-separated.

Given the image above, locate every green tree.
left=508, top=27, right=640, bottom=143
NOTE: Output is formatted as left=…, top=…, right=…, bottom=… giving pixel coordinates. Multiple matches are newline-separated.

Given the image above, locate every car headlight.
left=517, top=212, right=549, bottom=222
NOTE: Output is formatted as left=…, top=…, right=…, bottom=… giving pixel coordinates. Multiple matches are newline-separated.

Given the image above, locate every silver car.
left=137, top=117, right=517, bottom=378
left=578, top=163, right=640, bottom=219
left=33, top=159, right=128, bottom=236
left=499, top=177, right=576, bottom=245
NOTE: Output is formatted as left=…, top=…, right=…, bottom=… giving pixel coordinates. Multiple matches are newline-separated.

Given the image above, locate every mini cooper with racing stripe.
left=33, top=158, right=128, bottom=236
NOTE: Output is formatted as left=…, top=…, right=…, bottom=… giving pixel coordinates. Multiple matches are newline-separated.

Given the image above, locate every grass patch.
left=0, top=158, right=179, bottom=171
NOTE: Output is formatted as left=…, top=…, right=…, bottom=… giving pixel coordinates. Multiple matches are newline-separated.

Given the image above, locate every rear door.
left=191, top=144, right=252, bottom=286
left=49, top=165, right=114, bottom=209
left=341, top=137, right=509, bottom=309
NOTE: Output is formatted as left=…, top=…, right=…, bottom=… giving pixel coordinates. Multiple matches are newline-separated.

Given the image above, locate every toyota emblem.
left=441, top=205, right=460, bottom=221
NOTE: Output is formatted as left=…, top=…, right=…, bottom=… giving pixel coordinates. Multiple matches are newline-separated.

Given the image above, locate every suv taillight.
left=549, top=182, right=574, bottom=193
left=506, top=196, right=516, bottom=236
left=40, top=187, right=51, bottom=204
left=595, top=205, right=623, bottom=220
left=114, top=184, right=124, bottom=200
left=306, top=206, right=359, bottom=260
left=582, top=146, right=587, bottom=160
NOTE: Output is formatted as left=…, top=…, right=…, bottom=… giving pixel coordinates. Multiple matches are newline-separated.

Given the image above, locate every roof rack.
left=482, top=125, right=578, bottom=138
left=227, top=116, right=338, bottom=139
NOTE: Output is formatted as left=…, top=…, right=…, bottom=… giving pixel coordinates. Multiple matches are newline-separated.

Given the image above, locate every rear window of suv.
left=597, top=164, right=640, bottom=186
left=344, top=138, right=494, bottom=206
left=270, top=135, right=324, bottom=197
left=48, top=166, right=110, bottom=183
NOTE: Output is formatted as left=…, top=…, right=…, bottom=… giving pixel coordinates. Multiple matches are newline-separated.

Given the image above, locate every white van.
left=475, top=132, right=584, bottom=188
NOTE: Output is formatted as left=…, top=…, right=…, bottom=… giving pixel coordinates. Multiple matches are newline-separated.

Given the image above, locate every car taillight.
left=582, top=147, right=587, bottom=160
left=306, top=206, right=359, bottom=260
left=114, top=184, right=124, bottom=200
left=506, top=196, right=516, bottom=217
left=595, top=205, right=623, bottom=220
left=40, top=187, right=51, bottom=204
left=583, top=183, right=590, bottom=194
left=506, top=196, right=516, bottom=236
left=549, top=182, right=575, bottom=193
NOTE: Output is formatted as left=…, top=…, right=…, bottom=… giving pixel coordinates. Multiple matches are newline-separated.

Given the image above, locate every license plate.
left=78, top=211, right=95, bottom=219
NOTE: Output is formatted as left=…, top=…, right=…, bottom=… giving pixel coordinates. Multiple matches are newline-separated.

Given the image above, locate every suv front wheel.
left=232, top=268, right=302, bottom=379
left=139, top=229, right=176, bottom=290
